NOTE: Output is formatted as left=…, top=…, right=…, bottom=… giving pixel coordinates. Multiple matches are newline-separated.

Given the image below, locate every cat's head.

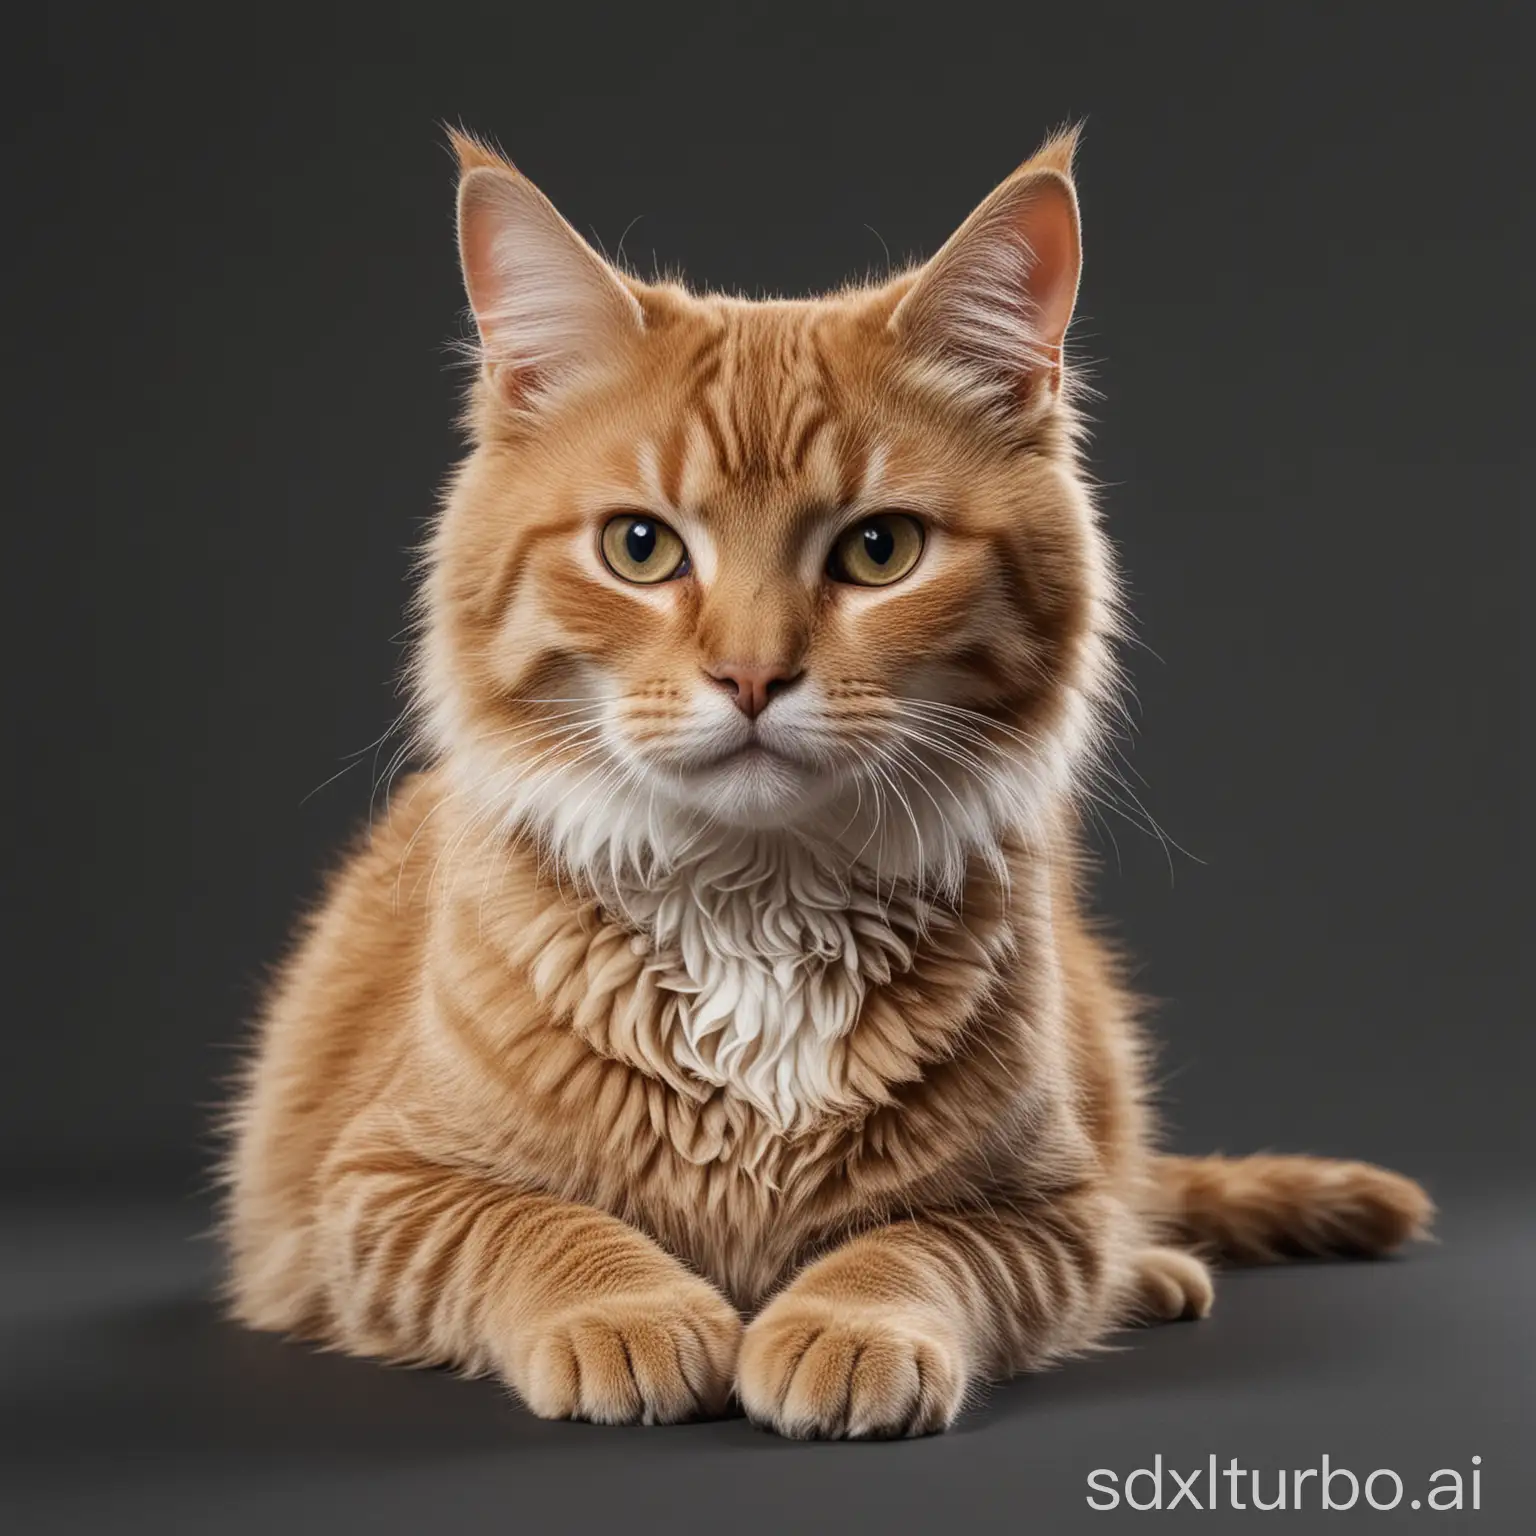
left=418, top=130, right=1119, bottom=892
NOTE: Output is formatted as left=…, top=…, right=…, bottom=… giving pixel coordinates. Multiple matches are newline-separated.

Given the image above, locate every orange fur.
left=221, top=131, right=1431, bottom=1438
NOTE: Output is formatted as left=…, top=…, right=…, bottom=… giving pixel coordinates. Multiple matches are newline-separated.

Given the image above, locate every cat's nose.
left=706, top=662, right=802, bottom=720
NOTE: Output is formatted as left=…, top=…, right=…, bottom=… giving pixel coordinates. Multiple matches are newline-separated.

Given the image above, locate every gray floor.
left=3, top=1186, right=1531, bottom=1534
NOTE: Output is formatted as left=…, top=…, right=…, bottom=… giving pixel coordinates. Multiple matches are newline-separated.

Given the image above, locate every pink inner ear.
left=458, top=183, right=534, bottom=404
left=460, top=203, right=497, bottom=321
left=1008, top=177, right=1080, bottom=352
left=457, top=173, right=521, bottom=346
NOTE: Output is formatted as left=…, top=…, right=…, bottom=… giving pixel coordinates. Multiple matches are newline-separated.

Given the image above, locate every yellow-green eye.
left=828, top=513, right=925, bottom=587
left=600, top=514, right=690, bottom=584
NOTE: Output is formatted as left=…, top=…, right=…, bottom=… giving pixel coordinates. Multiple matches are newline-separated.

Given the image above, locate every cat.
left=221, top=127, right=1432, bottom=1438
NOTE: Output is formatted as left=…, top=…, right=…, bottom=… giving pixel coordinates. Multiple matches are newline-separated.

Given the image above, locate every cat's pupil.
left=862, top=523, right=895, bottom=566
left=625, top=521, right=657, bottom=564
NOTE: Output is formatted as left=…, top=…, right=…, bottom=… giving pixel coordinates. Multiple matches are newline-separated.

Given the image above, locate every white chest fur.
left=609, top=835, right=931, bottom=1130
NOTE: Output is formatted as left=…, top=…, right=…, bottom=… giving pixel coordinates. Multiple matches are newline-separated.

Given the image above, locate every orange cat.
left=222, top=128, right=1431, bottom=1437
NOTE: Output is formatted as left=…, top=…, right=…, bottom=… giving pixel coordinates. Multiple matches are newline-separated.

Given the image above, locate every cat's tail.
left=1152, top=1153, right=1434, bottom=1263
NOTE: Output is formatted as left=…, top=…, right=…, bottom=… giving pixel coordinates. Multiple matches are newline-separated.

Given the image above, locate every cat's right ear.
left=452, top=132, right=644, bottom=408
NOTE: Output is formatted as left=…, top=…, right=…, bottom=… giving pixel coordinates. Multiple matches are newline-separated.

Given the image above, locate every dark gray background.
left=2, top=1, right=1528, bottom=1530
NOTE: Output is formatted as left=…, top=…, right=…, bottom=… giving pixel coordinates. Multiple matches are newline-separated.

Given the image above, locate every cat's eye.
left=827, top=513, right=925, bottom=588
left=600, top=514, right=690, bottom=585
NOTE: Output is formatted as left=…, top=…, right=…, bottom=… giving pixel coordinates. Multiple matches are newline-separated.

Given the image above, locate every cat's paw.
left=518, top=1287, right=742, bottom=1424
left=1129, top=1245, right=1214, bottom=1322
left=737, top=1298, right=967, bottom=1439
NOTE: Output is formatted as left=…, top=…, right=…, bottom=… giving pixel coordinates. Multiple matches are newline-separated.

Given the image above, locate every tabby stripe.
left=392, top=1189, right=484, bottom=1348
left=314, top=1157, right=701, bottom=1368
left=785, top=1201, right=1116, bottom=1376
left=476, top=519, right=577, bottom=628
left=790, top=405, right=830, bottom=473
left=693, top=394, right=733, bottom=480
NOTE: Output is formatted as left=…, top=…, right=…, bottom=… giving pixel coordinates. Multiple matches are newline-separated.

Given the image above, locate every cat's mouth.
left=668, top=735, right=830, bottom=789
left=667, top=735, right=839, bottom=826
left=696, top=740, right=795, bottom=770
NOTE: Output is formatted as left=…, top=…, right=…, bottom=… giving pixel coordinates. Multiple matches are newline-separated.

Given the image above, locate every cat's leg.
left=737, top=1188, right=1134, bottom=1439
left=312, top=1143, right=741, bottom=1424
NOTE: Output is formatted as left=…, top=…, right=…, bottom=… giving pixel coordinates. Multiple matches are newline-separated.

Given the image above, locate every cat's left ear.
left=890, top=130, right=1082, bottom=411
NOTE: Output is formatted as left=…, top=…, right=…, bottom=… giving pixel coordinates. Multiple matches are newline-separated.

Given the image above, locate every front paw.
left=738, top=1298, right=967, bottom=1439
left=519, top=1287, right=742, bottom=1425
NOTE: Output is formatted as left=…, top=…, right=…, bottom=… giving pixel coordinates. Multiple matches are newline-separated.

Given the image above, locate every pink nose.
left=707, top=662, right=801, bottom=720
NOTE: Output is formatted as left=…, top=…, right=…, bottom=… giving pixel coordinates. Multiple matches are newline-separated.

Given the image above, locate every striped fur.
left=221, top=131, right=1432, bottom=1438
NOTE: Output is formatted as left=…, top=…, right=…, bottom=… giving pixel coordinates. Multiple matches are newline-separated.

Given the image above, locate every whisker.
left=300, top=705, right=414, bottom=808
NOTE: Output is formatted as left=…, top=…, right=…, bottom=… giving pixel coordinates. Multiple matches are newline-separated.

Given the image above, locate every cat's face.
left=421, top=133, right=1117, bottom=886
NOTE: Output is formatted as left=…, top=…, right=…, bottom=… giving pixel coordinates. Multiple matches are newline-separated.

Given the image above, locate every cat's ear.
left=451, top=131, right=643, bottom=407
left=890, top=129, right=1082, bottom=412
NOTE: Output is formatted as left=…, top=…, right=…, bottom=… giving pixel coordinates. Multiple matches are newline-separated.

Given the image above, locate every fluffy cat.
left=222, top=128, right=1431, bottom=1437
